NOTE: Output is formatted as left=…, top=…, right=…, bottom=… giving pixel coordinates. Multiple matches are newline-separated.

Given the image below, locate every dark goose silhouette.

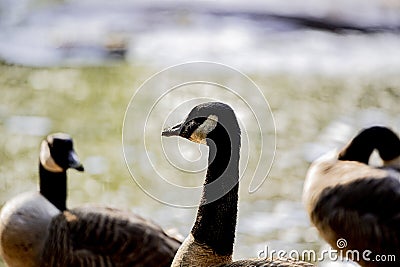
left=163, top=102, right=313, bottom=267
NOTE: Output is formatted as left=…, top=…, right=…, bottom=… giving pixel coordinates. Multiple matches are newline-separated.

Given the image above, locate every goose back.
left=309, top=173, right=400, bottom=266
left=40, top=205, right=181, bottom=267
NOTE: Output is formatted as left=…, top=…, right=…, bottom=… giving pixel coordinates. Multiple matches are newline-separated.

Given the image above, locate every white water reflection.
left=0, top=1, right=400, bottom=75
left=5, top=115, right=51, bottom=136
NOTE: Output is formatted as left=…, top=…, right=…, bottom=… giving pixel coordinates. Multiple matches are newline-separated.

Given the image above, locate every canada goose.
left=0, top=133, right=181, bottom=267
left=303, top=126, right=400, bottom=267
left=162, top=102, right=313, bottom=267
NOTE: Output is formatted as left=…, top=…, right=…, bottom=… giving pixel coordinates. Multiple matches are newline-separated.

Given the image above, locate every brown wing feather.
left=40, top=205, right=181, bottom=267
left=311, top=176, right=400, bottom=267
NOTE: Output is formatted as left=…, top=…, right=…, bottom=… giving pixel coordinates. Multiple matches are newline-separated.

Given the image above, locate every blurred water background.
left=1, top=0, right=400, bottom=266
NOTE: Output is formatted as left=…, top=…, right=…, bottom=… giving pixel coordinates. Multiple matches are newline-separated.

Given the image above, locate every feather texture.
left=303, top=126, right=400, bottom=267
left=41, top=205, right=181, bottom=267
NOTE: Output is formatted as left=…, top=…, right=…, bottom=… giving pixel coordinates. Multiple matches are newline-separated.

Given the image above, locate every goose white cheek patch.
left=190, top=115, right=218, bottom=144
left=39, top=140, right=63, bottom=173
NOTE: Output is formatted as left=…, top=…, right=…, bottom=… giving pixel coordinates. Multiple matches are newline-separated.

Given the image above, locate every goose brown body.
left=0, top=133, right=181, bottom=267
left=41, top=205, right=180, bottom=267
left=303, top=126, right=400, bottom=267
left=163, top=102, right=313, bottom=267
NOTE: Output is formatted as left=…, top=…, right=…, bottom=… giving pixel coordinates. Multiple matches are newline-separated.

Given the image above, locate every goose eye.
left=181, top=120, right=198, bottom=138
left=186, top=118, right=207, bottom=134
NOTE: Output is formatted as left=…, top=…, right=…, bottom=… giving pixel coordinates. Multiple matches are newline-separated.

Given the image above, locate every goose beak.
left=68, top=150, right=84, bottom=172
left=162, top=122, right=182, bottom=137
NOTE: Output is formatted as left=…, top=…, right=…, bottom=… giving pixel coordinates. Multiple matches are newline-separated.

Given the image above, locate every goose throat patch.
left=190, top=115, right=218, bottom=144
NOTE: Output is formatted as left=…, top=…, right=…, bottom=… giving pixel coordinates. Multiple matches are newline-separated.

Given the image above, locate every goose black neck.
left=39, top=162, right=67, bottom=211
left=339, top=126, right=400, bottom=164
left=191, top=125, right=240, bottom=256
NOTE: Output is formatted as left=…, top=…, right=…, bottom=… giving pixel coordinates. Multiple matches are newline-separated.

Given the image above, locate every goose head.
left=39, top=133, right=84, bottom=212
left=338, top=126, right=400, bottom=169
left=40, top=132, right=84, bottom=173
left=162, top=102, right=240, bottom=146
